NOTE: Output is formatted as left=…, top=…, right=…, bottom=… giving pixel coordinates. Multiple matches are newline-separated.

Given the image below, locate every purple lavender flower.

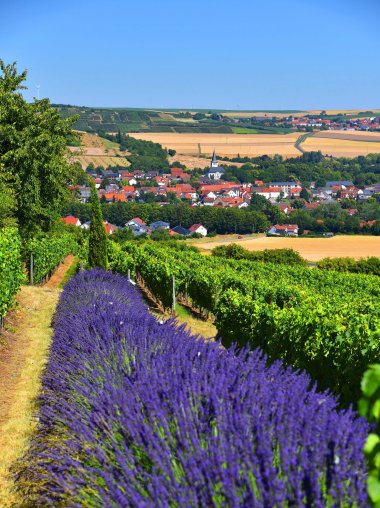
left=26, top=269, right=369, bottom=507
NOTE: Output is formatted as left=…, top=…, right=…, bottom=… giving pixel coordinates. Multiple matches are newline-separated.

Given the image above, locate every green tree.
left=0, top=60, right=79, bottom=238
left=88, top=182, right=108, bottom=269
left=0, top=164, right=17, bottom=228
left=300, top=187, right=309, bottom=200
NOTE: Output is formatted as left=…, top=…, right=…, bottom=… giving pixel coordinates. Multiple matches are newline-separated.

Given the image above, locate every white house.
left=189, top=224, right=208, bottom=236
left=268, top=224, right=299, bottom=236
left=255, top=188, right=282, bottom=201
left=126, top=217, right=148, bottom=235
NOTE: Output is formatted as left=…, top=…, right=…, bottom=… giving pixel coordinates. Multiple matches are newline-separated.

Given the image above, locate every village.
left=63, top=150, right=380, bottom=238
left=218, top=111, right=380, bottom=131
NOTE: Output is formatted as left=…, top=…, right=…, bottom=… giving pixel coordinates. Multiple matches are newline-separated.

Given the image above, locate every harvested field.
left=74, top=155, right=130, bottom=168
left=68, top=132, right=129, bottom=168
left=313, top=130, right=380, bottom=142
left=129, top=132, right=301, bottom=158
left=191, top=234, right=380, bottom=262
left=301, top=136, right=380, bottom=157
left=168, top=154, right=244, bottom=170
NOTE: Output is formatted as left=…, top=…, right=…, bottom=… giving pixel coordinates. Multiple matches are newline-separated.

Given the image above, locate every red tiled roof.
left=259, top=187, right=281, bottom=193
left=189, top=224, right=203, bottom=231
left=131, top=217, right=146, bottom=225
left=61, top=216, right=80, bottom=225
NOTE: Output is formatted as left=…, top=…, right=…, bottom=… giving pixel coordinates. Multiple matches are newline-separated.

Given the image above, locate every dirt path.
left=0, top=256, right=74, bottom=506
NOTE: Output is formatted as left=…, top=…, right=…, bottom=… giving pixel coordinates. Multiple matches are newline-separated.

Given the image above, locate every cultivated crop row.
left=109, top=241, right=380, bottom=405
left=0, top=230, right=80, bottom=320
left=23, top=233, right=81, bottom=284
left=0, top=228, right=24, bottom=317
left=23, top=269, right=369, bottom=506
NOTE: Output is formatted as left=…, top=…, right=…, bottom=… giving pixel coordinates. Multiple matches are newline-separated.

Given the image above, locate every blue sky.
left=1, top=0, right=379, bottom=109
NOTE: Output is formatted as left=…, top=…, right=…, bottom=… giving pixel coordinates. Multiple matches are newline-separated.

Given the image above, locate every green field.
left=231, top=127, right=260, bottom=133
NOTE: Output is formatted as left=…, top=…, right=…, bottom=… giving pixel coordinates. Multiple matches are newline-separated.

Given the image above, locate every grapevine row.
left=109, top=241, right=380, bottom=405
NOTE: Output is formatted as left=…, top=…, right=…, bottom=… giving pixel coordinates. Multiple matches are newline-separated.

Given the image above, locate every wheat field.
left=129, top=132, right=301, bottom=157
left=313, top=130, right=380, bottom=142
left=302, top=136, right=380, bottom=157
left=192, top=235, right=380, bottom=262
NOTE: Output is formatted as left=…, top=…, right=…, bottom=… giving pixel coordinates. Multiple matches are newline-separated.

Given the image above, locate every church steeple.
left=211, top=149, right=218, bottom=168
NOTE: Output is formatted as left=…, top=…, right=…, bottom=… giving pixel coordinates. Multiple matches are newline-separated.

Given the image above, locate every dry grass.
left=301, top=136, right=380, bottom=157
left=168, top=154, right=245, bottom=170
left=74, top=155, right=130, bottom=168
left=0, top=257, right=75, bottom=506
left=0, top=286, right=59, bottom=506
left=174, top=304, right=216, bottom=339
left=191, top=234, right=380, bottom=262
left=129, top=132, right=301, bottom=158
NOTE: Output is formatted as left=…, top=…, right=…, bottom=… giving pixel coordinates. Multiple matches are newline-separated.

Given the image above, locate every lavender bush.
left=25, top=270, right=369, bottom=507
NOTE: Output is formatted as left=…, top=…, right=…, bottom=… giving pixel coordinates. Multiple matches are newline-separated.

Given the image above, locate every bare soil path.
left=0, top=256, right=74, bottom=506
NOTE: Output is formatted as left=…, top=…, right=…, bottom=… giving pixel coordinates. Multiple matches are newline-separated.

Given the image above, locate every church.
left=206, top=150, right=225, bottom=180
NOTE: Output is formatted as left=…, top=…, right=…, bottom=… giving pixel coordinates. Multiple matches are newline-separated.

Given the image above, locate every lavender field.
left=23, top=270, right=369, bottom=506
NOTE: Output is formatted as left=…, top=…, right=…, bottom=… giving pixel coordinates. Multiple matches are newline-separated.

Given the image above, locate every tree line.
left=63, top=201, right=271, bottom=234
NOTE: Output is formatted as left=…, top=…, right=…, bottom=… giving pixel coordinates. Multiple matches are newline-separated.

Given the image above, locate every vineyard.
left=0, top=229, right=82, bottom=319
left=24, top=233, right=82, bottom=284
left=109, top=241, right=380, bottom=406
left=20, top=269, right=369, bottom=506
left=1, top=233, right=380, bottom=504
left=0, top=228, right=25, bottom=319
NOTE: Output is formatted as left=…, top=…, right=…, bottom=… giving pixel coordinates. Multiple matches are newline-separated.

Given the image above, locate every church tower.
left=210, top=149, right=218, bottom=168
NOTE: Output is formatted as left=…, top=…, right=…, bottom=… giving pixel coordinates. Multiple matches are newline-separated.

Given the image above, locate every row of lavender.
left=23, top=270, right=369, bottom=506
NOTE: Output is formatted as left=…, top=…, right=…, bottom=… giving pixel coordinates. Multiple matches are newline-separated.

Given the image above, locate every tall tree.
left=88, top=182, right=108, bottom=269
left=0, top=60, right=79, bottom=238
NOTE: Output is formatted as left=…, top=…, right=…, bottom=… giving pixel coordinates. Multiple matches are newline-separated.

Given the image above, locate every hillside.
left=56, top=105, right=297, bottom=134
left=67, top=132, right=130, bottom=168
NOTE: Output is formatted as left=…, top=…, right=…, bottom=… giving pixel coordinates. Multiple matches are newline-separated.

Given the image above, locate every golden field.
left=168, top=154, right=245, bottom=169
left=129, top=132, right=302, bottom=158
left=313, top=130, right=380, bottom=142
left=190, top=235, right=380, bottom=262
left=301, top=136, right=380, bottom=157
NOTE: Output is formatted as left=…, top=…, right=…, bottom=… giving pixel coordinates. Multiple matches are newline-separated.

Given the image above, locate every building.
left=126, top=217, right=148, bottom=236
left=61, top=216, right=81, bottom=227
left=205, top=150, right=225, bottom=180
left=104, top=222, right=118, bottom=235
left=150, top=221, right=170, bottom=231
left=268, top=224, right=299, bottom=237
left=189, top=224, right=208, bottom=236
left=170, top=225, right=191, bottom=236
